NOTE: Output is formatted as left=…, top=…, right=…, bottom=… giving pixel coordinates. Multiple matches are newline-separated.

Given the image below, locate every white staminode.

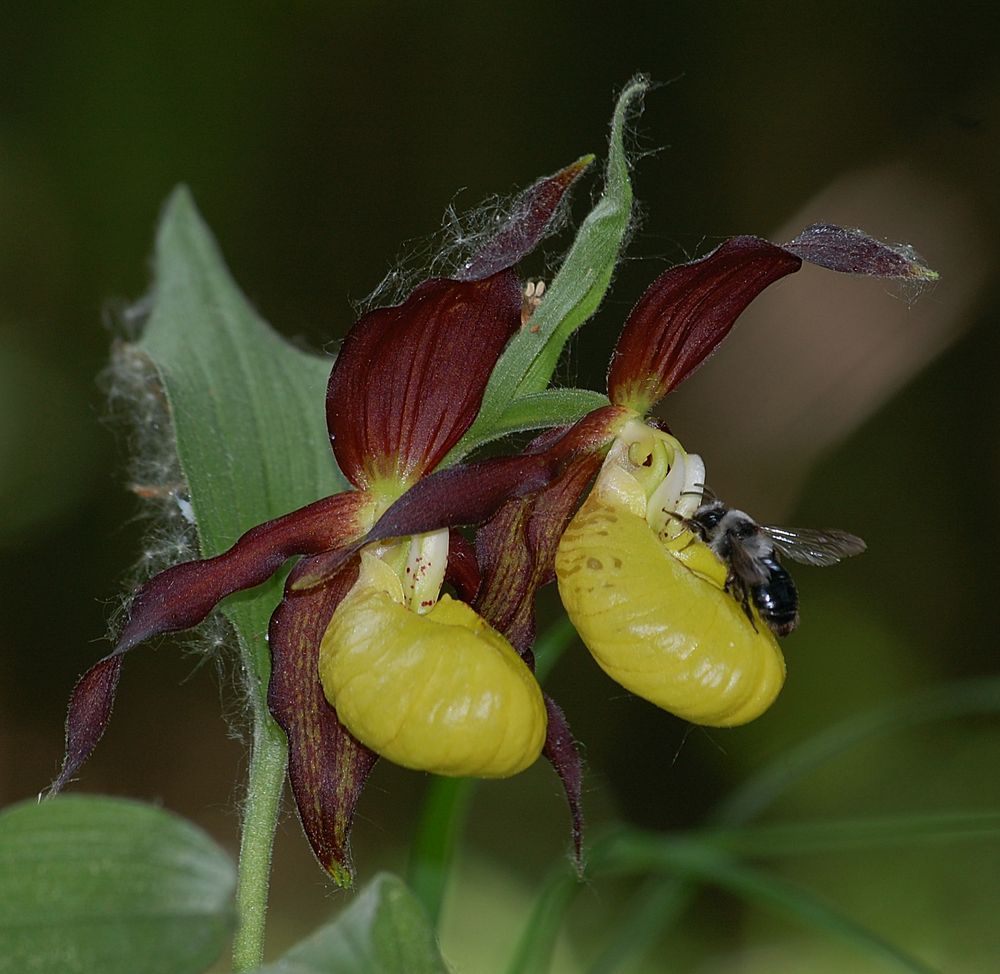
left=403, top=528, right=450, bottom=614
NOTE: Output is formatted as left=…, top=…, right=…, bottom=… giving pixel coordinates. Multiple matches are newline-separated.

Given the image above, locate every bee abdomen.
left=753, top=558, right=799, bottom=636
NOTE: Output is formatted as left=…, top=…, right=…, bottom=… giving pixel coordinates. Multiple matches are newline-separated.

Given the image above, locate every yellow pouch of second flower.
left=555, top=428, right=786, bottom=727
left=319, top=551, right=547, bottom=777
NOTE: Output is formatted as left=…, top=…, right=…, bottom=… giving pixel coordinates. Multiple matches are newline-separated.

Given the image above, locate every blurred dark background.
left=3, top=3, right=999, bottom=971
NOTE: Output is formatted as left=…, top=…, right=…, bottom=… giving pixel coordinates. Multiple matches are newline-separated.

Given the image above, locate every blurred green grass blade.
left=255, top=873, right=447, bottom=974
left=596, top=834, right=940, bottom=974
left=533, top=613, right=579, bottom=683
left=447, top=77, right=645, bottom=463
left=586, top=877, right=688, bottom=974
left=138, top=186, right=346, bottom=689
left=588, top=676, right=1000, bottom=973
left=408, top=615, right=579, bottom=926
left=504, top=866, right=579, bottom=974
left=0, top=796, right=235, bottom=974
left=407, top=778, right=476, bottom=927
left=696, top=811, right=1000, bottom=858
left=715, top=676, right=1000, bottom=826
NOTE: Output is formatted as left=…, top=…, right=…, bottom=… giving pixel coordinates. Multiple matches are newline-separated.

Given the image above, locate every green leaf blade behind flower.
left=446, top=77, right=647, bottom=463
left=0, top=796, right=236, bottom=974
left=473, top=387, right=611, bottom=452
left=254, top=873, right=448, bottom=974
left=137, top=185, right=348, bottom=687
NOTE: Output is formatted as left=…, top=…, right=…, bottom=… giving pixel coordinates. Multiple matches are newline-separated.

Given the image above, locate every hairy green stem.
left=231, top=711, right=288, bottom=971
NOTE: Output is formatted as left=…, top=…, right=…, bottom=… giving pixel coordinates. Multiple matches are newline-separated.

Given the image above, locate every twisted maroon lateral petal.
left=608, top=237, right=803, bottom=413
left=50, top=489, right=373, bottom=797
left=50, top=656, right=122, bottom=794
left=475, top=449, right=604, bottom=658
left=115, top=490, right=373, bottom=652
left=294, top=406, right=629, bottom=591
left=455, top=157, right=592, bottom=282
left=268, top=556, right=377, bottom=886
left=327, top=271, right=524, bottom=490
left=785, top=224, right=938, bottom=279
left=543, top=694, right=585, bottom=873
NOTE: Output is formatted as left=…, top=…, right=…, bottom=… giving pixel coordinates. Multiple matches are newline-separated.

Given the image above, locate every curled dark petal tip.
left=49, top=655, right=123, bottom=796
left=543, top=695, right=585, bottom=872
left=455, top=156, right=593, bottom=283
left=784, top=224, right=939, bottom=280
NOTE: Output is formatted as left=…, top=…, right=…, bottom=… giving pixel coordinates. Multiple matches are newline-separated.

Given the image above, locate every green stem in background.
left=408, top=777, right=477, bottom=928
left=231, top=710, right=289, bottom=971
left=408, top=614, right=579, bottom=925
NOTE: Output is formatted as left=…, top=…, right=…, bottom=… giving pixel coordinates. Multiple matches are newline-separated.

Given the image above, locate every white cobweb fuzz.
left=355, top=173, right=577, bottom=316
left=100, top=299, right=232, bottom=676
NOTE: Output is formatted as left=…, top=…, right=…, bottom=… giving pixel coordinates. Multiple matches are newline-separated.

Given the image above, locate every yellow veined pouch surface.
left=319, top=551, right=547, bottom=776
left=556, top=485, right=786, bottom=727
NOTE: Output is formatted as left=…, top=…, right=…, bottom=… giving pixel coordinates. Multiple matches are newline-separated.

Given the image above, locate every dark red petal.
left=116, top=490, right=372, bottom=652
left=474, top=449, right=603, bottom=658
left=294, top=405, right=628, bottom=591
left=607, top=237, right=803, bottom=413
left=444, top=529, right=481, bottom=604
left=267, top=557, right=377, bottom=886
left=48, top=490, right=370, bottom=795
left=543, top=694, right=585, bottom=873
left=455, top=157, right=592, bottom=282
left=49, top=656, right=122, bottom=795
left=784, top=224, right=938, bottom=279
left=327, top=271, right=523, bottom=490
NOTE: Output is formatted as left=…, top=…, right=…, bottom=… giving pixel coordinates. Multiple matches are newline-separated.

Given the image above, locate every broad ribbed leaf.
left=255, top=873, right=447, bottom=974
left=55, top=189, right=348, bottom=791
left=138, top=185, right=347, bottom=696
left=446, top=77, right=647, bottom=463
left=0, top=797, right=235, bottom=974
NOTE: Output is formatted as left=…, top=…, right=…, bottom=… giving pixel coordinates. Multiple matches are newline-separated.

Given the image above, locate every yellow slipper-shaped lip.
left=320, top=551, right=547, bottom=777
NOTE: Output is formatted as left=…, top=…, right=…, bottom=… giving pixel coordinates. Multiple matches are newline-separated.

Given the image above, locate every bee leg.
left=725, top=573, right=758, bottom=632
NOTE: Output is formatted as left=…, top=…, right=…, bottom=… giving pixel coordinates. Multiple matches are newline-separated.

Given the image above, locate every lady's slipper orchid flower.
left=340, top=227, right=936, bottom=734
left=51, top=158, right=592, bottom=884
left=557, top=229, right=936, bottom=723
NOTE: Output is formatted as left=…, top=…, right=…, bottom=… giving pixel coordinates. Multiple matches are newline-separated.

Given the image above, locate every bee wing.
left=727, top=538, right=771, bottom=586
left=761, top=526, right=867, bottom=567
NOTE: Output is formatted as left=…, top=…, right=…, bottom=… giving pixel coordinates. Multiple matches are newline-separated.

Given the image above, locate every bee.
left=683, top=499, right=866, bottom=636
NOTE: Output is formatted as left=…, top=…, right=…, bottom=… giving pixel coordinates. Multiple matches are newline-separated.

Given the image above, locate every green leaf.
left=475, top=388, right=611, bottom=452
left=255, top=873, right=448, bottom=974
left=0, top=796, right=235, bottom=974
left=139, top=186, right=348, bottom=693
left=447, top=77, right=647, bottom=463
